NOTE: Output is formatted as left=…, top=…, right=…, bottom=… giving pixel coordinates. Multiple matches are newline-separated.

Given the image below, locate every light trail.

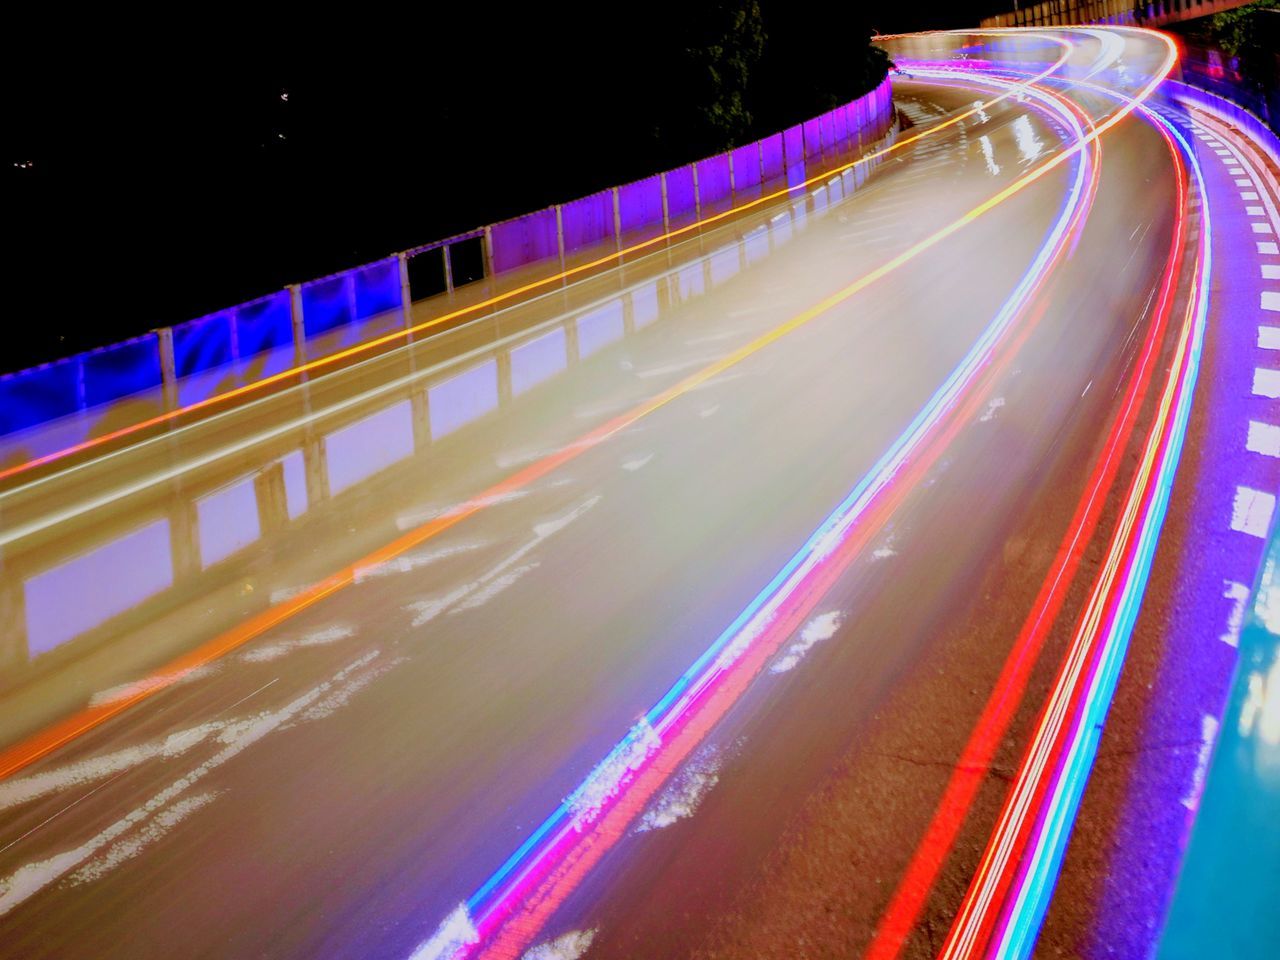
left=865, top=42, right=1189, bottom=960
left=0, top=38, right=1073, bottom=490
left=0, top=45, right=1086, bottom=788
left=933, top=76, right=1213, bottom=960
left=415, top=68, right=1101, bottom=960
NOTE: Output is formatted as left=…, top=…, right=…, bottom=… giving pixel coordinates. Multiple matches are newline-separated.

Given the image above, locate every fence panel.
left=490, top=208, right=560, bottom=274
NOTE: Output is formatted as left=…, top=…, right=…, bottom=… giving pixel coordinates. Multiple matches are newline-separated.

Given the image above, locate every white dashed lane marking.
left=1252, top=368, right=1280, bottom=398
left=1259, top=327, right=1280, bottom=350
left=1264, top=292, right=1280, bottom=312
left=1253, top=222, right=1275, bottom=235
left=1246, top=421, right=1280, bottom=458
left=1231, top=486, right=1277, bottom=538
left=1262, top=265, right=1280, bottom=281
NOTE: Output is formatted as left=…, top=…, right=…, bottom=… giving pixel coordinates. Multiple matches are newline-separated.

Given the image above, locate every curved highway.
left=1, top=26, right=1275, bottom=960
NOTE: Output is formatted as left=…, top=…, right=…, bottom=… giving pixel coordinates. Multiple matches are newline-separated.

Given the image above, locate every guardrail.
left=979, top=1, right=1253, bottom=29
left=0, top=77, right=895, bottom=461
left=0, top=127, right=899, bottom=738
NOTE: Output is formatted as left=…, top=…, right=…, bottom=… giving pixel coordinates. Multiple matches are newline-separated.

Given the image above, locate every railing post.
left=660, top=172, right=671, bottom=234
left=288, top=283, right=306, bottom=365
left=692, top=163, right=702, bottom=222
left=612, top=186, right=623, bottom=252
left=397, top=251, right=413, bottom=330
left=443, top=243, right=455, bottom=293
left=157, top=326, right=178, bottom=410
left=758, top=140, right=766, bottom=187
left=555, top=204, right=566, bottom=273
left=483, top=226, right=496, bottom=282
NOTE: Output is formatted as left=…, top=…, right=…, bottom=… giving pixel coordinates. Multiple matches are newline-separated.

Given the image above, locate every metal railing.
left=0, top=78, right=895, bottom=457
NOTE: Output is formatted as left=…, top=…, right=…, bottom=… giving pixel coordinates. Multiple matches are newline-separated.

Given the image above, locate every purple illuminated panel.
left=783, top=124, right=806, bottom=187
left=803, top=117, right=822, bottom=161
left=576, top=300, right=624, bottom=358
left=696, top=154, right=732, bottom=213
left=510, top=327, right=567, bottom=396
left=0, top=357, right=82, bottom=436
left=491, top=209, right=560, bottom=274
left=24, top=519, right=173, bottom=657
left=664, top=166, right=697, bottom=228
left=818, top=111, right=836, bottom=158
left=731, top=143, right=762, bottom=197
left=353, top=258, right=402, bottom=320
left=561, top=190, right=616, bottom=256
left=632, top=283, right=659, bottom=328
left=81, top=334, right=163, bottom=409
left=760, top=133, right=784, bottom=184
left=618, top=175, right=664, bottom=239
left=844, top=103, right=860, bottom=152
left=430, top=360, right=499, bottom=439
left=302, top=274, right=353, bottom=336
left=327, top=401, right=415, bottom=494
left=198, top=476, right=261, bottom=567
left=833, top=105, right=849, bottom=151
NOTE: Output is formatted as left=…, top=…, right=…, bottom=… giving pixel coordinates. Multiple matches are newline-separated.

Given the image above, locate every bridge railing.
left=979, top=1, right=1252, bottom=29
left=0, top=78, right=895, bottom=465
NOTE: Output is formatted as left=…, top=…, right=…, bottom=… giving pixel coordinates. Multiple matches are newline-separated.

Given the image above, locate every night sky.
left=4, top=3, right=1007, bottom=373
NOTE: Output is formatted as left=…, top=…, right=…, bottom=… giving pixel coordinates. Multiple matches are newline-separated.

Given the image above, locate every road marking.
left=1263, top=265, right=1280, bottom=280
left=1243, top=191, right=1260, bottom=200
left=1248, top=205, right=1266, bottom=216
left=1180, top=714, right=1220, bottom=811
left=1246, top=420, right=1280, bottom=457
left=1252, top=367, right=1280, bottom=398
left=1263, top=291, right=1280, bottom=311
left=1229, top=166, right=1246, bottom=175
left=1214, top=148, right=1230, bottom=156
left=0, top=651, right=380, bottom=917
left=1230, top=486, right=1276, bottom=538
left=1259, top=327, right=1280, bottom=350
left=1221, top=581, right=1252, bottom=647
left=1238, top=178, right=1254, bottom=186
left=1260, top=242, right=1280, bottom=254
left=1253, top=222, right=1274, bottom=234
left=621, top=454, right=654, bottom=472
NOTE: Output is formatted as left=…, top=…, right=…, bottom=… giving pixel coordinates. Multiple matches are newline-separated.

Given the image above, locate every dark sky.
left=4, top=2, right=1008, bottom=372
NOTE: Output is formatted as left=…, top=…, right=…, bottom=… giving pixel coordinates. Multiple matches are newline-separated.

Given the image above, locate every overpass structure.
left=1, top=24, right=1278, bottom=960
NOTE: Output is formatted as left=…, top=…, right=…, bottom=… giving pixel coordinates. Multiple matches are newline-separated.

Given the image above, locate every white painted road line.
left=1263, top=265, right=1280, bottom=280
left=1253, top=222, right=1275, bottom=235
left=1259, top=326, right=1280, bottom=350
left=1246, top=420, right=1280, bottom=458
left=1261, top=242, right=1280, bottom=255
left=1253, top=368, right=1280, bottom=398
left=1230, top=486, right=1277, bottom=538
left=1264, top=291, right=1280, bottom=311
left=1248, top=206, right=1266, bottom=216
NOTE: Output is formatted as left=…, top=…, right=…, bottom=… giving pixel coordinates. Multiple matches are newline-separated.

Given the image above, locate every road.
left=0, top=26, right=1271, bottom=960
